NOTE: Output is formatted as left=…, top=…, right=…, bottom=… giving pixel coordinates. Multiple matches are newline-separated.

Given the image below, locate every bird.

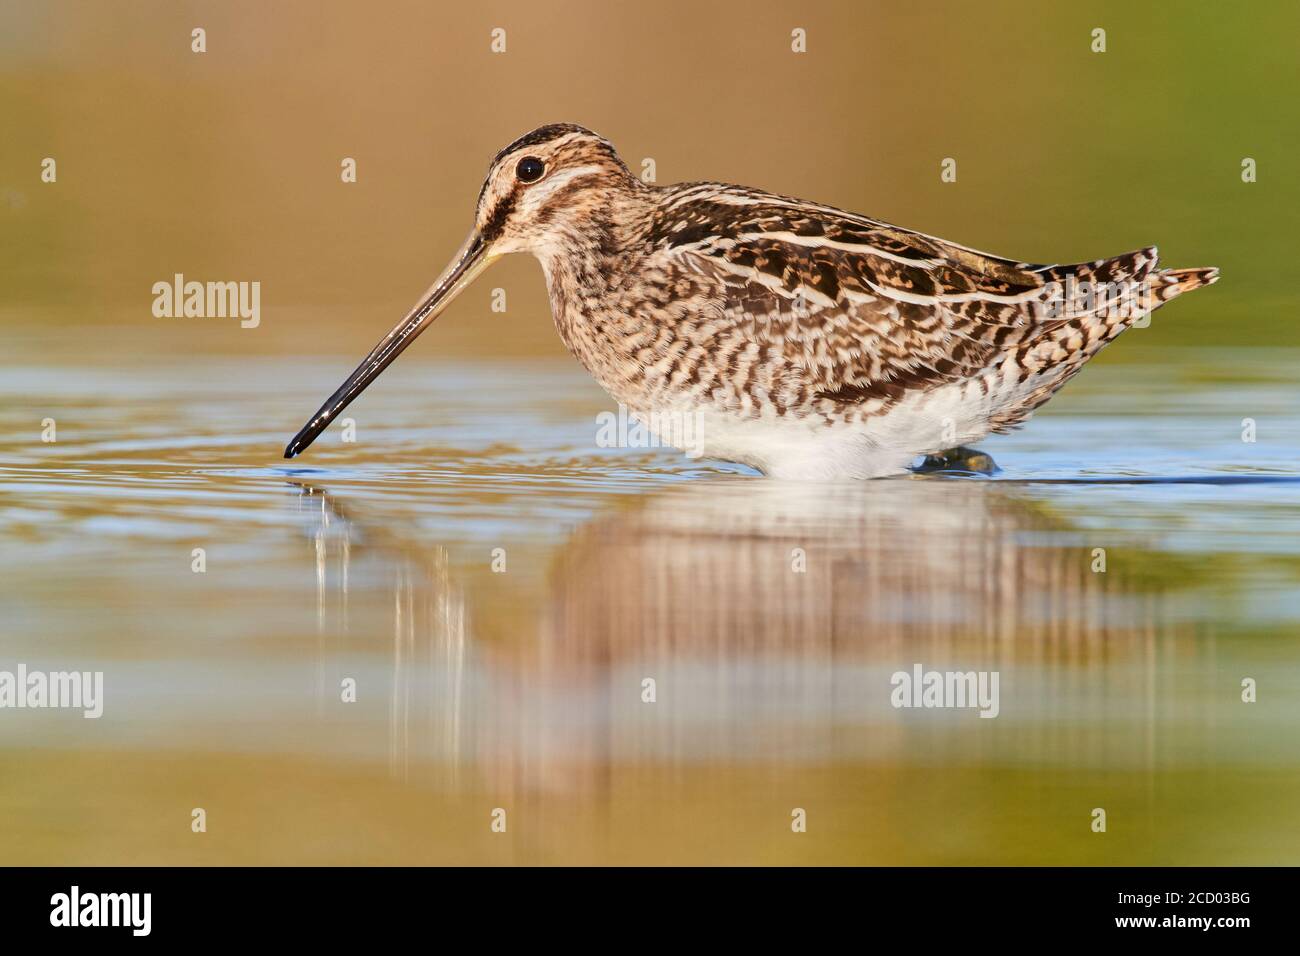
left=284, top=123, right=1218, bottom=478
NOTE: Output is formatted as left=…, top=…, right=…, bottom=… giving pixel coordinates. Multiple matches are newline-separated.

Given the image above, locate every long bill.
left=283, top=233, right=495, bottom=459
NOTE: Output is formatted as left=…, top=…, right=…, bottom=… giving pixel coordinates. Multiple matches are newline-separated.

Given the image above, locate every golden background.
left=4, top=0, right=1294, bottom=359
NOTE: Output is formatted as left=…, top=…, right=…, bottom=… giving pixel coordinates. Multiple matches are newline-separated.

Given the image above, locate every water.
left=2, top=347, right=1299, bottom=864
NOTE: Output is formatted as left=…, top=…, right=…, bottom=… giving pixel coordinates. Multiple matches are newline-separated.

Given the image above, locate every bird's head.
left=284, top=124, right=637, bottom=458
left=471, top=123, right=639, bottom=255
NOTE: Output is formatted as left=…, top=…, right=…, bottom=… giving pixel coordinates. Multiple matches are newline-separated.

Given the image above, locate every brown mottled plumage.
left=285, top=123, right=1218, bottom=477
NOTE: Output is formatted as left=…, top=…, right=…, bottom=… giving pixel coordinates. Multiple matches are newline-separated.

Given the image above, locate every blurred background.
left=2, top=1, right=1299, bottom=866
left=2, top=0, right=1294, bottom=356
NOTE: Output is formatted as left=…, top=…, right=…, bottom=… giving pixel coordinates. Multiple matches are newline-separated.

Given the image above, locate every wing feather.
left=648, top=186, right=1158, bottom=406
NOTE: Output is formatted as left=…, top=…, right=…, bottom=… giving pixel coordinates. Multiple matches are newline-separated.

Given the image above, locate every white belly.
left=633, top=372, right=1027, bottom=479
left=689, top=409, right=939, bottom=479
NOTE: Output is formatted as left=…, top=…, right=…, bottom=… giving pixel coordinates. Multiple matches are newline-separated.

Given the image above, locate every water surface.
left=2, top=348, right=1298, bottom=864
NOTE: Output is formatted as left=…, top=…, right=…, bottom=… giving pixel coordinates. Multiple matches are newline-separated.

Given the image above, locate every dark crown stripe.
left=491, top=124, right=597, bottom=165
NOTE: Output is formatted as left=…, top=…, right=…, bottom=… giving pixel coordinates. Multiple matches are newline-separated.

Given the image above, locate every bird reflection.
left=291, top=477, right=1182, bottom=807
left=293, top=480, right=468, bottom=785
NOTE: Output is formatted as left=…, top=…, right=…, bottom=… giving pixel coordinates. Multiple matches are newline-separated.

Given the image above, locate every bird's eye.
left=516, top=156, right=545, bottom=183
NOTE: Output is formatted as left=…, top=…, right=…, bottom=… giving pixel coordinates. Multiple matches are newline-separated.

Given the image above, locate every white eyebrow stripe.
left=522, top=164, right=606, bottom=202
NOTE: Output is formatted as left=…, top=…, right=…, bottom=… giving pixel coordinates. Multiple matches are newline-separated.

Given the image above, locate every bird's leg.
left=915, top=446, right=999, bottom=476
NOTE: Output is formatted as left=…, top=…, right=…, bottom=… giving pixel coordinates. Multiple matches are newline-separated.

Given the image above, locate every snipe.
left=284, top=124, right=1217, bottom=478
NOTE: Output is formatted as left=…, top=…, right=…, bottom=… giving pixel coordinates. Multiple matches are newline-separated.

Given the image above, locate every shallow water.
left=2, top=347, right=1299, bottom=864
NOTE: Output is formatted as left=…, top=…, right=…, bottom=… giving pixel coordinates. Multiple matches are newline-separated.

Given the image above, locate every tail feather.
left=1040, top=246, right=1219, bottom=319
left=987, top=251, right=1219, bottom=433
left=1156, top=265, right=1220, bottom=301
